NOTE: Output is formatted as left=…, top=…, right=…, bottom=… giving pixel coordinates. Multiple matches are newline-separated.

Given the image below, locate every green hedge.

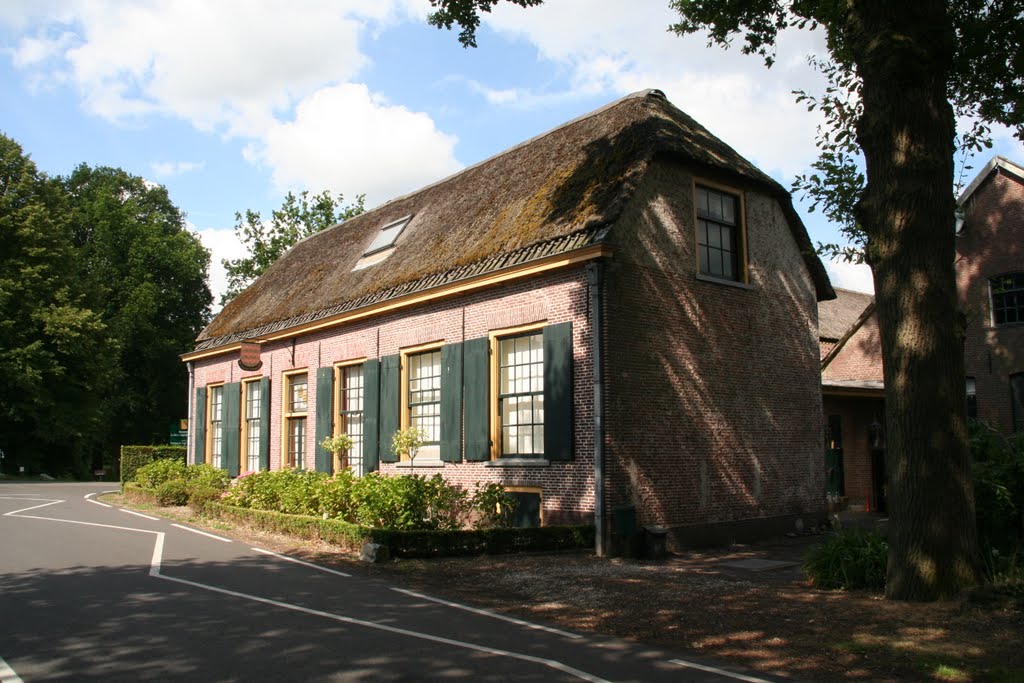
left=120, top=445, right=186, bottom=487
left=204, top=503, right=595, bottom=558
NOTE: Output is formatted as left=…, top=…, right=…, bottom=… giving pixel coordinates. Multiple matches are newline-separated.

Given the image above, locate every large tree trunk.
left=848, top=0, right=979, bottom=600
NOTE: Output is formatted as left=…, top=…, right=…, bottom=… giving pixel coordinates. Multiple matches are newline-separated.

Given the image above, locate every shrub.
left=970, top=421, right=1024, bottom=572
left=185, top=463, right=231, bottom=493
left=187, top=485, right=224, bottom=512
left=120, top=445, right=186, bottom=486
left=471, top=482, right=518, bottom=529
left=155, top=479, right=190, bottom=506
left=804, top=528, right=888, bottom=591
left=136, top=458, right=187, bottom=489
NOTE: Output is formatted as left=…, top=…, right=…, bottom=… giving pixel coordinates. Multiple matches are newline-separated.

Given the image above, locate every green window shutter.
left=193, top=387, right=207, bottom=465
left=379, top=354, right=401, bottom=463
left=440, top=342, right=463, bottom=462
left=314, top=367, right=335, bottom=473
left=463, top=337, right=490, bottom=461
left=222, top=382, right=241, bottom=476
left=362, top=360, right=380, bottom=473
left=544, top=322, right=574, bottom=461
left=258, top=377, right=271, bottom=471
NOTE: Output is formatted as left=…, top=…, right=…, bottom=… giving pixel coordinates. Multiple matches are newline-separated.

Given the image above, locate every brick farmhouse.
left=183, top=89, right=836, bottom=550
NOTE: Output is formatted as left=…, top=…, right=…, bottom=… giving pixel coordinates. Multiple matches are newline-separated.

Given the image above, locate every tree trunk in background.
left=849, top=0, right=979, bottom=600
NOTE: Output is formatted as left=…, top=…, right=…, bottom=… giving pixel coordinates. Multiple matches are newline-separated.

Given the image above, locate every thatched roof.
left=196, top=89, right=834, bottom=351
left=818, top=288, right=873, bottom=341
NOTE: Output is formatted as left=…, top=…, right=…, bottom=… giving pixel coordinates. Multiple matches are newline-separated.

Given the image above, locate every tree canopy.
left=0, top=136, right=212, bottom=478
left=428, top=0, right=1024, bottom=601
left=221, top=189, right=365, bottom=306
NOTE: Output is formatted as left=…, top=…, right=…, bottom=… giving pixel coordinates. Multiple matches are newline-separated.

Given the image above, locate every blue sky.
left=2, top=1, right=1021, bottom=306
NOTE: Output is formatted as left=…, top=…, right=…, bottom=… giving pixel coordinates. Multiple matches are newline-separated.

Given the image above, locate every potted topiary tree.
left=320, top=433, right=354, bottom=473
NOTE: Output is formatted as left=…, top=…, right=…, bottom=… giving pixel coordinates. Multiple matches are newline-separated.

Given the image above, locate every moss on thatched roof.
left=196, top=89, right=833, bottom=350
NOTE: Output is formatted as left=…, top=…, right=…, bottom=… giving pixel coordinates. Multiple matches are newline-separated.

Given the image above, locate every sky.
left=2, top=0, right=1022, bottom=308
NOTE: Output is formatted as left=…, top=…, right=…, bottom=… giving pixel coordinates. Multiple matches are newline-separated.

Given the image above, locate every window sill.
left=696, top=273, right=754, bottom=290
left=395, top=459, right=445, bottom=469
left=484, top=458, right=550, bottom=468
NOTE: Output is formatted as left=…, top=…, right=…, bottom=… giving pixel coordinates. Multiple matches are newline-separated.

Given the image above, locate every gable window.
left=696, top=184, right=743, bottom=282
left=496, top=331, right=545, bottom=457
left=283, top=371, right=308, bottom=468
left=242, top=378, right=262, bottom=472
left=403, top=347, right=442, bottom=459
left=1012, top=374, right=1024, bottom=433
left=991, top=273, right=1024, bottom=325
left=208, top=385, right=224, bottom=469
left=336, top=362, right=364, bottom=475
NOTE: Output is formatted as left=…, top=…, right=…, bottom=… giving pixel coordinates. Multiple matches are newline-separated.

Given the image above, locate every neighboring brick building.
left=819, top=290, right=887, bottom=511
left=957, top=156, right=1024, bottom=434
left=183, top=89, right=835, bottom=551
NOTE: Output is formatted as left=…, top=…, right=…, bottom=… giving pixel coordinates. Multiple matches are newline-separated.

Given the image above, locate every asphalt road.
left=1, top=482, right=779, bottom=682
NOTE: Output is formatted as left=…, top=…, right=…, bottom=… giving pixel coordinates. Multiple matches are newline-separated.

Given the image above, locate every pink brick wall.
left=957, top=166, right=1024, bottom=433
left=192, top=268, right=596, bottom=525
left=822, top=312, right=885, bottom=382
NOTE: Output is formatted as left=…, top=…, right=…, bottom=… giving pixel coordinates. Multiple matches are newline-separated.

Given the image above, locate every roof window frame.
left=363, top=215, right=412, bottom=257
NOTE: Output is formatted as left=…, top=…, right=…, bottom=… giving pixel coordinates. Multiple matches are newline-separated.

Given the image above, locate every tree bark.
left=847, top=0, right=979, bottom=600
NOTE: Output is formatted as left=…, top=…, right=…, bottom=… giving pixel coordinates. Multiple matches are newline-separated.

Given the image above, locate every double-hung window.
left=496, top=332, right=545, bottom=457
left=208, top=385, right=224, bottom=469
left=405, top=349, right=441, bottom=458
left=991, top=273, right=1024, bottom=325
left=696, top=184, right=743, bottom=282
left=336, top=363, right=364, bottom=474
left=283, top=371, right=308, bottom=468
left=242, top=378, right=262, bottom=472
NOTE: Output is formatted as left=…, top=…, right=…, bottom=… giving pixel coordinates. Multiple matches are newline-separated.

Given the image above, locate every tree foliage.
left=427, top=0, right=544, bottom=48
left=0, top=135, right=212, bottom=478
left=62, top=165, right=212, bottom=463
left=428, top=0, right=1024, bottom=601
left=221, top=189, right=364, bottom=306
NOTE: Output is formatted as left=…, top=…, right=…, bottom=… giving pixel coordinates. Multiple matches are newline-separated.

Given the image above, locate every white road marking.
left=392, top=587, right=582, bottom=639
left=151, top=570, right=611, bottom=683
left=171, top=523, right=231, bottom=543
left=251, top=547, right=351, bottom=577
left=86, top=497, right=112, bottom=508
left=2, top=498, right=64, bottom=516
left=0, top=656, right=25, bottom=683
left=7, top=499, right=614, bottom=683
left=120, top=509, right=159, bottom=521
left=670, top=658, right=773, bottom=682
left=84, top=492, right=98, bottom=499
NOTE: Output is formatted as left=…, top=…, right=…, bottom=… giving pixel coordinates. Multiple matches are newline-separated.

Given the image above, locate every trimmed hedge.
left=204, top=502, right=595, bottom=558
left=120, top=445, right=186, bottom=487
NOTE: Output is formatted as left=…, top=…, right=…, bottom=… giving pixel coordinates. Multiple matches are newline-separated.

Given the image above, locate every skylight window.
left=364, top=215, right=411, bottom=256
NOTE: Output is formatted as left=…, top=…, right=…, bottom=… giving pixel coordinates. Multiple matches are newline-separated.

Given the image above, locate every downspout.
left=186, top=361, right=195, bottom=465
left=586, top=261, right=606, bottom=556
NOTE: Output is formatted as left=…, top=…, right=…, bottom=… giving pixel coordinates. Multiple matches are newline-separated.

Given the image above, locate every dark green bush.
left=804, top=528, right=888, bottom=590
left=120, top=445, right=186, bottom=486
left=135, top=458, right=187, bottom=489
left=970, top=422, right=1024, bottom=565
left=155, top=479, right=189, bottom=506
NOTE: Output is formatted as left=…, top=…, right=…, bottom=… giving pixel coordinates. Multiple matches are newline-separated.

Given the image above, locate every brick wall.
left=822, top=312, right=884, bottom=382
left=192, top=268, right=596, bottom=526
left=602, top=159, right=825, bottom=543
left=957, top=165, right=1024, bottom=433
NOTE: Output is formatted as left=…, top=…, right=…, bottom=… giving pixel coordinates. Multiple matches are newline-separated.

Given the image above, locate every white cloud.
left=481, top=0, right=829, bottom=179
left=150, top=160, right=205, bottom=178
left=826, top=258, right=874, bottom=294
left=194, top=224, right=247, bottom=308
left=247, top=83, right=462, bottom=208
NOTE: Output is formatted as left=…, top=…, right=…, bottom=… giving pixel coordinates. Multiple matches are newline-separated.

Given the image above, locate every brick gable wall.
left=957, top=168, right=1024, bottom=433
left=822, top=313, right=885, bottom=382
left=602, top=159, right=824, bottom=544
